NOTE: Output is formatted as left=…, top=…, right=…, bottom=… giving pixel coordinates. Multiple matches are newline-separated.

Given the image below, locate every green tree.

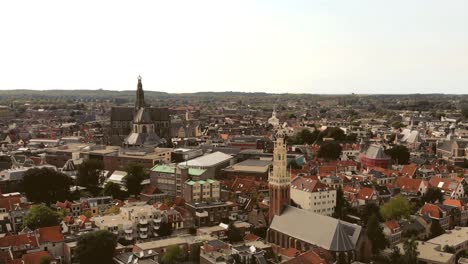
left=385, top=145, right=410, bottom=165
left=227, top=223, right=243, bottom=243
left=389, top=246, right=402, bottom=263
left=22, top=167, right=72, bottom=204
left=317, top=141, right=342, bottom=160
left=75, top=230, right=117, bottom=264
left=333, top=186, right=350, bottom=220
left=189, top=242, right=202, bottom=262
left=361, top=203, right=381, bottom=225
left=162, top=245, right=184, bottom=264
left=77, top=159, right=104, bottom=188
left=422, top=187, right=444, bottom=204
left=380, top=195, right=411, bottom=220
left=24, top=204, right=61, bottom=230
left=102, top=182, right=126, bottom=200
left=366, top=214, right=389, bottom=255
left=402, top=237, right=419, bottom=264
left=124, top=163, right=146, bottom=197
left=430, top=220, right=444, bottom=239
left=39, top=256, right=52, bottom=264
left=157, top=221, right=173, bottom=237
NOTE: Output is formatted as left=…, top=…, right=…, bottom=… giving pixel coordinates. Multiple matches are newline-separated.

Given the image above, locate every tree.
left=189, top=242, right=202, bottom=262
left=430, top=220, right=444, bottom=239
left=389, top=246, right=402, bottom=263
left=227, top=223, right=243, bottom=243
left=39, top=256, right=52, bottom=264
left=75, top=230, right=117, bottom=264
left=385, top=145, right=410, bottom=165
left=124, top=163, right=146, bottom=197
left=77, top=159, right=104, bottom=188
left=24, top=204, right=61, bottom=230
left=380, top=195, right=411, bottom=220
left=102, top=182, right=126, bottom=200
left=333, top=186, right=350, bottom=220
left=22, top=167, right=72, bottom=204
left=402, top=237, right=419, bottom=264
left=361, top=203, right=381, bottom=225
left=366, top=214, right=388, bottom=255
left=157, top=221, right=173, bottom=237
left=317, top=141, right=342, bottom=160
left=422, top=187, right=444, bottom=204
left=162, top=245, right=184, bottom=264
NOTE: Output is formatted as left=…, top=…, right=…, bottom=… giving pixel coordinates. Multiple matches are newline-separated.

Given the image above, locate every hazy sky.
left=1, top=0, right=467, bottom=94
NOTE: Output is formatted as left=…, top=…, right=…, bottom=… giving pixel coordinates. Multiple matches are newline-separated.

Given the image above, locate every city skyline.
left=1, top=0, right=467, bottom=94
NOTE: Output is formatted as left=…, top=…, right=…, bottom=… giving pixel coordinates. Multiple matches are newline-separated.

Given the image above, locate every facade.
left=183, top=179, right=221, bottom=203
left=110, top=76, right=171, bottom=145
left=150, top=164, right=207, bottom=197
left=290, top=176, right=336, bottom=216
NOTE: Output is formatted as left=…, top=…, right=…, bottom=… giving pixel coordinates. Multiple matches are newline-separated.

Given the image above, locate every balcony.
left=139, top=227, right=148, bottom=232
left=153, top=225, right=160, bottom=230
left=139, top=233, right=148, bottom=239
left=153, top=218, right=162, bottom=223
left=124, top=228, right=133, bottom=234
left=195, top=211, right=209, bottom=218
left=139, top=218, right=148, bottom=225
left=125, top=235, right=133, bottom=241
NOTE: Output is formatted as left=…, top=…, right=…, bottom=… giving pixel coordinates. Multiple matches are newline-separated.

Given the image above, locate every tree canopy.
left=333, top=186, right=350, bottom=220
left=102, top=182, right=127, bottom=200
left=75, top=230, right=117, bottom=264
left=24, top=204, right=61, bottom=230
left=422, top=187, right=444, bottom=204
left=227, top=222, right=243, bottom=243
left=380, top=195, right=411, bottom=220
left=156, top=221, right=173, bottom=237
left=77, top=159, right=104, bottom=188
left=162, top=245, right=184, bottom=264
left=124, top=163, right=146, bottom=197
left=317, top=141, right=342, bottom=160
left=430, top=220, right=445, bottom=239
left=366, top=214, right=388, bottom=255
left=385, top=145, right=410, bottom=165
left=21, top=167, right=72, bottom=204
left=402, top=237, right=419, bottom=264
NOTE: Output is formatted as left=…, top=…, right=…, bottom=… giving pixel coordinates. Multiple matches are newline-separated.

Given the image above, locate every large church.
left=109, top=76, right=171, bottom=146
left=267, top=128, right=363, bottom=262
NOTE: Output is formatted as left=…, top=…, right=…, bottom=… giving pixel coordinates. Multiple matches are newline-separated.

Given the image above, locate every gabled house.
left=395, top=177, right=428, bottom=196
left=382, top=220, right=402, bottom=246
left=428, top=176, right=465, bottom=199
left=420, top=203, right=450, bottom=230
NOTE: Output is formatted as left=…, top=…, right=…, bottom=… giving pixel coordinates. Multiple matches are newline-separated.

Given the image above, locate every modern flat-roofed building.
left=178, top=151, right=234, bottom=179
left=223, top=159, right=271, bottom=181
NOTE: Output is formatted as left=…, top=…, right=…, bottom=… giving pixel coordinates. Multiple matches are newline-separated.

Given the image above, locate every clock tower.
left=269, top=128, right=290, bottom=222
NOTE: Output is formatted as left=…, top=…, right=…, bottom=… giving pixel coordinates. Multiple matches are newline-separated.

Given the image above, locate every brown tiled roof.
left=384, top=220, right=400, bottom=232
left=283, top=250, right=328, bottom=264
left=443, top=199, right=463, bottom=209
left=395, top=177, right=425, bottom=193
left=0, top=233, right=38, bottom=248
left=36, top=226, right=64, bottom=244
left=401, top=163, right=418, bottom=177
left=420, top=203, right=442, bottom=219
left=21, top=251, right=50, bottom=264
left=291, top=177, right=330, bottom=193
left=0, top=196, right=22, bottom=212
left=357, top=187, right=374, bottom=200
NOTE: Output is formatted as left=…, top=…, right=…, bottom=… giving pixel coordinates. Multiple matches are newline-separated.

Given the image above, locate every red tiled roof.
left=401, top=163, right=418, bottom=177
left=291, top=177, right=330, bottom=192
left=395, top=177, right=425, bottom=194
left=384, top=220, right=400, bottom=232
left=21, top=251, right=50, bottom=264
left=283, top=250, right=328, bottom=264
left=0, top=195, right=22, bottom=212
left=357, top=187, right=374, bottom=200
left=280, top=248, right=301, bottom=258
left=244, top=233, right=260, bottom=242
left=0, top=233, right=38, bottom=248
left=36, top=226, right=64, bottom=244
left=443, top=199, right=463, bottom=209
left=141, top=184, right=160, bottom=195
left=428, top=177, right=459, bottom=192
left=420, top=203, right=442, bottom=219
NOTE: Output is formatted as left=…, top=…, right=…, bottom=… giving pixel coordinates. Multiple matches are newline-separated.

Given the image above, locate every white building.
left=290, top=176, right=336, bottom=216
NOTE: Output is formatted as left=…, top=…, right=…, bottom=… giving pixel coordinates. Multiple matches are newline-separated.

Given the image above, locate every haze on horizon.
left=0, top=0, right=467, bottom=94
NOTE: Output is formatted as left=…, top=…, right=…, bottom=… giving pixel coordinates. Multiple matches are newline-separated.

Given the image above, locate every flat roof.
left=427, top=227, right=468, bottom=247
left=179, top=151, right=232, bottom=168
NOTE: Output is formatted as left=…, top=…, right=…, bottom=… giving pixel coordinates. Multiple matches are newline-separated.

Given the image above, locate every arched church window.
left=142, top=125, right=147, bottom=133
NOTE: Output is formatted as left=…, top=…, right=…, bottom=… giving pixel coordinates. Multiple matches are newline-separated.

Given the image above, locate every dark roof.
left=111, top=107, right=169, bottom=121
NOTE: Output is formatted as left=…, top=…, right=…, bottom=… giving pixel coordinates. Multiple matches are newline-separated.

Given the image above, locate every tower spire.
left=135, top=75, right=146, bottom=110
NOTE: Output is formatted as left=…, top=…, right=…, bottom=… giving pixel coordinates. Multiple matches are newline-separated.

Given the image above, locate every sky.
left=0, top=0, right=467, bottom=94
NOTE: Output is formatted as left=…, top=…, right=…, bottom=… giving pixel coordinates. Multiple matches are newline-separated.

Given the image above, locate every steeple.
left=135, top=75, right=146, bottom=110
left=269, top=128, right=290, bottom=222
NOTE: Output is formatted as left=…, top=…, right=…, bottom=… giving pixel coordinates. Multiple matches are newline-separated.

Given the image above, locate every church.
left=109, top=76, right=171, bottom=146
left=266, top=128, right=363, bottom=262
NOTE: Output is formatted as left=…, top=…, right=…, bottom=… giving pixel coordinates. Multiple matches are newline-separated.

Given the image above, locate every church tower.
left=135, top=75, right=146, bottom=110
left=269, top=128, right=290, bottom=222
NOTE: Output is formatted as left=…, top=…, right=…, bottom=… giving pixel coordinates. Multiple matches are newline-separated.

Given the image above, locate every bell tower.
left=269, top=128, right=290, bottom=222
